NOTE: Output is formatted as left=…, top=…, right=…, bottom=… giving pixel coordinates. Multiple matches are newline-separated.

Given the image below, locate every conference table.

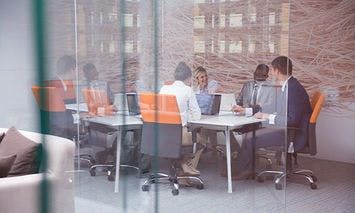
left=83, top=111, right=264, bottom=193
left=188, top=114, right=265, bottom=193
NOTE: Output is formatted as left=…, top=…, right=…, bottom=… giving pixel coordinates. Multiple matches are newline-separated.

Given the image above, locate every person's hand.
left=254, top=112, right=269, bottom=119
left=231, top=105, right=245, bottom=113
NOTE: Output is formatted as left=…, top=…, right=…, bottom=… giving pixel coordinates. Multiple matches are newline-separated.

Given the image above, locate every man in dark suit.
left=232, top=56, right=312, bottom=180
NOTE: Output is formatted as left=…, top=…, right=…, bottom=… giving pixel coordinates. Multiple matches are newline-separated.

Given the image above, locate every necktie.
left=251, top=83, right=259, bottom=105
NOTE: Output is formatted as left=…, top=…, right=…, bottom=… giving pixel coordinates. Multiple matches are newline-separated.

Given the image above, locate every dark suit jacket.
left=273, top=77, right=312, bottom=152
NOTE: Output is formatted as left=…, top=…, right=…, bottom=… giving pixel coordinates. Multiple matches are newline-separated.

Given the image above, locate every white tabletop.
left=65, top=103, right=88, bottom=112
left=189, top=114, right=264, bottom=129
left=85, top=114, right=143, bottom=127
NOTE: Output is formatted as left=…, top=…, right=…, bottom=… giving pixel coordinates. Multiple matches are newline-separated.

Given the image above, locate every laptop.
left=114, top=93, right=140, bottom=115
left=218, top=93, right=237, bottom=115
left=126, top=93, right=140, bottom=115
left=195, top=94, right=221, bottom=115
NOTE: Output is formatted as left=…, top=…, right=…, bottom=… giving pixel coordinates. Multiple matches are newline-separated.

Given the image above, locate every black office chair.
left=256, top=91, right=325, bottom=190
left=139, top=93, right=204, bottom=195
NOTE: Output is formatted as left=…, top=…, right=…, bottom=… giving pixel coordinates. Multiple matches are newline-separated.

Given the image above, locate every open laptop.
left=218, top=93, right=237, bottom=115
left=195, top=94, right=221, bottom=115
left=114, top=93, right=140, bottom=115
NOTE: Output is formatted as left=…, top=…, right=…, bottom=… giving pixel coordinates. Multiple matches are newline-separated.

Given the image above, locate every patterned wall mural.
left=51, top=0, right=354, bottom=116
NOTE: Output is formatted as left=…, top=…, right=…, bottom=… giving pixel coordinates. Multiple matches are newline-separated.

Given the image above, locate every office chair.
left=45, top=79, right=76, bottom=103
left=31, top=85, right=95, bottom=167
left=139, top=93, right=204, bottom=196
left=256, top=91, right=325, bottom=190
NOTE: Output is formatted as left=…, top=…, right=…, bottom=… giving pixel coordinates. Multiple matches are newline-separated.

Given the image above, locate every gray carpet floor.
left=74, top=152, right=355, bottom=213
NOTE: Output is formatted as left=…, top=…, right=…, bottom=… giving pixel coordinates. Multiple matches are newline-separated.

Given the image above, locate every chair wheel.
left=196, top=183, right=204, bottom=190
left=89, top=168, right=96, bottom=176
left=311, top=175, right=318, bottom=182
left=142, top=184, right=150, bottom=192
left=310, top=183, right=317, bottom=190
left=256, top=175, right=264, bottom=183
left=172, top=189, right=179, bottom=196
left=275, top=183, right=283, bottom=190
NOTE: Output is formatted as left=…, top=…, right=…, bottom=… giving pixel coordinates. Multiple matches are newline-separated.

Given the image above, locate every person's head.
left=56, top=55, right=76, bottom=77
left=270, top=56, right=292, bottom=81
left=174, top=62, right=192, bottom=84
left=194, top=66, right=208, bottom=89
left=253, top=64, right=269, bottom=82
left=83, top=63, right=98, bottom=82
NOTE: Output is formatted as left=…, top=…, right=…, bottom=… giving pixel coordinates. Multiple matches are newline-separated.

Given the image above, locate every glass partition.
left=1, top=0, right=291, bottom=212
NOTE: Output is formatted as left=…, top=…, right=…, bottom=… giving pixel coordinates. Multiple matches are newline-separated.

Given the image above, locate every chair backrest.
left=45, top=80, right=76, bottom=102
left=138, top=93, right=182, bottom=158
left=31, top=85, right=66, bottom=112
left=310, top=91, right=325, bottom=124
left=307, top=91, right=325, bottom=155
left=139, top=92, right=181, bottom=125
left=82, top=88, right=112, bottom=115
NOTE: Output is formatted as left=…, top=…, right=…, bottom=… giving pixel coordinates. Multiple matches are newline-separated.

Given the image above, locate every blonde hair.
left=193, top=66, right=208, bottom=89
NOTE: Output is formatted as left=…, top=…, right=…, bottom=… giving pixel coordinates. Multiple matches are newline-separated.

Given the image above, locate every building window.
left=137, top=41, right=141, bottom=53
left=124, top=14, right=133, bottom=27
left=248, top=40, right=255, bottom=53
left=219, top=14, right=225, bottom=28
left=194, top=16, right=205, bottom=29
left=229, top=14, right=243, bottom=27
left=136, top=15, right=140, bottom=27
left=108, top=13, right=117, bottom=21
left=99, top=12, right=104, bottom=24
left=250, top=13, right=256, bottom=23
left=211, top=15, right=215, bottom=28
left=269, top=41, right=275, bottom=53
left=218, top=40, right=225, bottom=53
left=125, top=40, right=134, bottom=53
left=194, top=0, right=205, bottom=3
left=229, top=41, right=242, bottom=53
left=109, top=42, right=115, bottom=53
left=211, top=40, right=214, bottom=53
left=100, top=42, right=104, bottom=53
left=269, top=12, right=276, bottom=25
left=194, top=41, right=205, bottom=53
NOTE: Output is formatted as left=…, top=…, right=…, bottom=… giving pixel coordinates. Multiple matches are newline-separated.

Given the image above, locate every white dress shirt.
left=160, top=80, right=201, bottom=126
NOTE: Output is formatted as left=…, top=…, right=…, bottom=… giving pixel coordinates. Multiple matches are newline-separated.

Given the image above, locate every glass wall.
left=0, top=0, right=292, bottom=212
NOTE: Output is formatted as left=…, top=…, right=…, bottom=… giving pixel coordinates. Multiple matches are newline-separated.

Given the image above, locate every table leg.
left=225, top=128, right=233, bottom=193
left=114, top=128, right=122, bottom=193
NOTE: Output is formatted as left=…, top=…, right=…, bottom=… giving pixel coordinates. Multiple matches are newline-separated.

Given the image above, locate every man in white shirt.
left=160, top=62, right=202, bottom=176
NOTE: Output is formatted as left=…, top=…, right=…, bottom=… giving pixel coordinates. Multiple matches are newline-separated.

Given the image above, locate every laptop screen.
left=126, top=93, right=140, bottom=115
left=195, top=94, right=221, bottom=115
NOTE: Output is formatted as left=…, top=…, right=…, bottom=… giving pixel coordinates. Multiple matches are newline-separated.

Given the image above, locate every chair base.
left=89, top=164, right=140, bottom=181
left=256, top=168, right=318, bottom=190
left=141, top=172, right=204, bottom=196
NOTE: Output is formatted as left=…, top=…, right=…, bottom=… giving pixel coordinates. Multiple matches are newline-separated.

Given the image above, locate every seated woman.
left=193, top=66, right=219, bottom=154
left=193, top=66, right=219, bottom=94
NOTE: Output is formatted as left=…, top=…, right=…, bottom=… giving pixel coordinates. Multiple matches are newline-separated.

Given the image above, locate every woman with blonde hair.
left=193, top=66, right=219, bottom=94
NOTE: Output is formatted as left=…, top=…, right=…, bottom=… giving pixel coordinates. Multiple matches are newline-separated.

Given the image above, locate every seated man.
left=231, top=56, right=312, bottom=180
left=160, top=62, right=203, bottom=176
left=220, top=64, right=274, bottom=176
